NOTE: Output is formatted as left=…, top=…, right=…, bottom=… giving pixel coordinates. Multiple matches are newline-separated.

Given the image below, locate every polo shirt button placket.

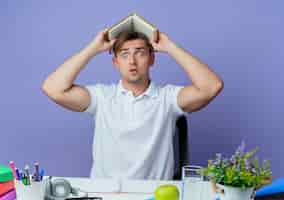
left=132, top=99, right=137, bottom=122
left=128, top=93, right=135, bottom=122
left=131, top=96, right=136, bottom=122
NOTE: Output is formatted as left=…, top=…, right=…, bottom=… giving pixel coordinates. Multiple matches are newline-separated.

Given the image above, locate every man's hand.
left=150, top=31, right=176, bottom=53
left=151, top=30, right=224, bottom=113
left=42, top=29, right=117, bottom=112
left=88, top=29, right=116, bottom=55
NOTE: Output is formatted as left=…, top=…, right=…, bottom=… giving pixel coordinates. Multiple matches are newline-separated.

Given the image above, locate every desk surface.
left=15, top=177, right=216, bottom=200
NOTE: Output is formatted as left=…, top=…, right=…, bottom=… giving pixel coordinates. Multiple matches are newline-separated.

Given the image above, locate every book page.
left=133, top=15, right=155, bottom=39
left=108, top=17, right=132, bottom=40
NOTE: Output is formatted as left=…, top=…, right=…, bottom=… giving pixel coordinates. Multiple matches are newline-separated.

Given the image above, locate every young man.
left=42, top=29, right=224, bottom=180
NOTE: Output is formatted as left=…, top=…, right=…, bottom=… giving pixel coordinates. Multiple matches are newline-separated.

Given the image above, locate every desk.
left=15, top=177, right=216, bottom=200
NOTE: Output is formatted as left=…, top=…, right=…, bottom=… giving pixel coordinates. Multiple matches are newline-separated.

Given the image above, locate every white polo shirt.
left=84, top=81, right=187, bottom=180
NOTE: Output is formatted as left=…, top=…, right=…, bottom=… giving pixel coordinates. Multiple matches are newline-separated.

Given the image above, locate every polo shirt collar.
left=117, top=80, right=157, bottom=98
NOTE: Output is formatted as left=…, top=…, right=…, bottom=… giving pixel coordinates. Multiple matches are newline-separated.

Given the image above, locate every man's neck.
left=121, top=79, right=150, bottom=97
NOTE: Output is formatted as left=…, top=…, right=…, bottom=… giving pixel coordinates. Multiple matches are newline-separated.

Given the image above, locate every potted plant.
left=200, top=142, right=272, bottom=200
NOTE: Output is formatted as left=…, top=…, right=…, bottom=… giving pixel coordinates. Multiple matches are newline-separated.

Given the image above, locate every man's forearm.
left=42, top=44, right=99, bottom=95
left=167, top=43, right=223, bottom=95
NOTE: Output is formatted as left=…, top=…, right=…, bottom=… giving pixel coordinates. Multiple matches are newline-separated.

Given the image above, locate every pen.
left=34, top=162, right=40, bottom=181
left=22, top=174, right=28, bottom=185
left=15, top=168, right=21, bottom=180
left=40, top=168, right=45, bottom=181
left=24, top=165, right=31, bottom=185
left=9, top=161, right=17, bottom=180
left=19, top=170, right=23, bottom=180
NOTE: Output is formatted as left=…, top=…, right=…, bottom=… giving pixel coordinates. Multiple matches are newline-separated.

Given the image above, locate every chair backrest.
left=173, top=115, right=189, bottom=180
left=255, top=193, right=284, bottom=200
left=255, top=179, right=284, bottom=200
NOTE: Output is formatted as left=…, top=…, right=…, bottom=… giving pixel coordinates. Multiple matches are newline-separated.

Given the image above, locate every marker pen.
left=22, top=174, right=28, bottom=185
left=40, top=169, right=45, bottom=181
left=18, top=170, right=23, bottom=180
left=24, top=165, right=31, bottom=185
left=9, top=161, right=17, bottom=180
left=34, top=162, right=40, bottom=181
left=15, top=168, right=21, bottom=180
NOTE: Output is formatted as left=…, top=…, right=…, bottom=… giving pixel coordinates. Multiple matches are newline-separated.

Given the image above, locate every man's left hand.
left=150, top=31, right=176, bottom=53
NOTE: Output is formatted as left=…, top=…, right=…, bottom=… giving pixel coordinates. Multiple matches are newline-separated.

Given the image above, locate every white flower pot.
left=216, top=184, right=254, bottom=200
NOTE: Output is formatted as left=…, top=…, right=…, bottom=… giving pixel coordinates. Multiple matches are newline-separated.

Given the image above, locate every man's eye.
left=120, top=53, right=128, bottom=58
left=137, top=50, right=146, bottom=55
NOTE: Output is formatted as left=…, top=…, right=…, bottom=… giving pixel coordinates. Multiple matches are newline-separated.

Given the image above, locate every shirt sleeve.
left=165, top=84, right=188, bottom=117
left=83, top=85, right=99, bottom=115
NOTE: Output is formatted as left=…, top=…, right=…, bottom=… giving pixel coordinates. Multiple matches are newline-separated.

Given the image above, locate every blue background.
left=0, top=1, right=283, bottom=178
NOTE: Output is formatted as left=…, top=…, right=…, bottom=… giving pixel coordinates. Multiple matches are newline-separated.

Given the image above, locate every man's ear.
left=112, top=56, right=119, bottom=69
left=149, top=52, right=155, bottom=67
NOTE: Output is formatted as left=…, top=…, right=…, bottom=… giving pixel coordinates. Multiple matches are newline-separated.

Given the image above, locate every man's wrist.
left=84, top=44, right=101, bottom=57
left=165, top=42, right=179, bottom=55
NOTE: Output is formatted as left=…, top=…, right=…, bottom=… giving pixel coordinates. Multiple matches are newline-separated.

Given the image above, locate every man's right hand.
left=88, top=29, right=116, bottom=55
left=42, top=29, right=116, bottom=113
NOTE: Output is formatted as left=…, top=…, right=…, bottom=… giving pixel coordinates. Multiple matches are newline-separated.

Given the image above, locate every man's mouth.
left=129, top=68, right=137, bottom=73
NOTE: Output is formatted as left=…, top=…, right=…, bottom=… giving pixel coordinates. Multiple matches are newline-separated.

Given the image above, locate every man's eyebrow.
left=119, top=47, right=148, bottom=52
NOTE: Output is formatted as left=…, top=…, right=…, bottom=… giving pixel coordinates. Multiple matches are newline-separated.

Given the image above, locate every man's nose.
left=129, top=54, right=136, bottom=64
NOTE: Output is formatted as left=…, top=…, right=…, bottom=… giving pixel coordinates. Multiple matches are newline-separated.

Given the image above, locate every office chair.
left=173, top=115, right=189, bottom=180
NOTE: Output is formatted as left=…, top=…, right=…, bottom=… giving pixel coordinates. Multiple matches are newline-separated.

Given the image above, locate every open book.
left=107, top=13, right=159, bottom=42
